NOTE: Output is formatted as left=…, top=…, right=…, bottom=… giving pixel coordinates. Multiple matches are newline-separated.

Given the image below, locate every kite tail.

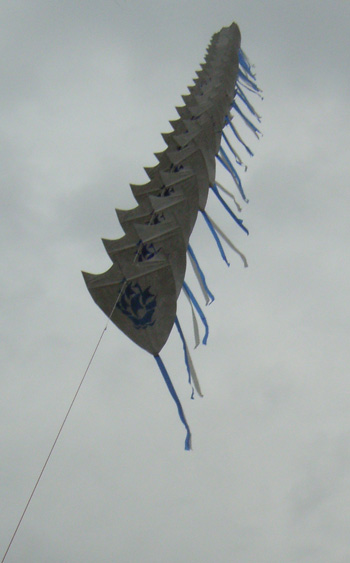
left=225, top=117, right=254, bottom=157
left=187, top=244, right=215, bottom=305
left=154, top=354, right=192, bottom=451
left=231, top=101, right=262, bottom=138
left=201, top=209, right=230, bottom=266
left=182, top=281, right=209, bottom=345
left=238, top=48, right=256, bottom=80
left=175, top=316, right=203, bottom=397
left=183, top=288, right=200, bottom=348
left=211, top=184, right=249, bottom=235
left=217, top=146, right=247, bottom=202
left=205, top=213, right=248, bottom=268
left=238, top=68, right=262, bottom=96
left=215, top=180, right=242, bottom=212
left=221, top=130, right=247, bottom=169
left=236, top=84, right=261, bottom=121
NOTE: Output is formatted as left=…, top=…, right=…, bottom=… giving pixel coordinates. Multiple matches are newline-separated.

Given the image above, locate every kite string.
left=1, top=281, right=127, bottom=563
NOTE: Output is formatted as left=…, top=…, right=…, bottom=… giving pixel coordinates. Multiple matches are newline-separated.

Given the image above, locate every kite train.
left=83, top=22, right=262, bottom=449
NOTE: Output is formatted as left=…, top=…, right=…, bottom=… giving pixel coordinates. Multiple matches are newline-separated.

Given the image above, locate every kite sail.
left=83, top=22, right=262, bottom=449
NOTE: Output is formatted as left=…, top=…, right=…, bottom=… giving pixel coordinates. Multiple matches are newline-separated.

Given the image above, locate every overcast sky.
left=1, top=1, right=350, bottom=562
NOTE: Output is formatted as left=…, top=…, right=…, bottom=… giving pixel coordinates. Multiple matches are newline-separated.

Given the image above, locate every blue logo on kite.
left=149, top=212, right=165, bottom=225
left=160, top=185, right=175, bottom=197
left=135, top=241, right=160, bottom=262
left=117, top=282, right=157, bottom=329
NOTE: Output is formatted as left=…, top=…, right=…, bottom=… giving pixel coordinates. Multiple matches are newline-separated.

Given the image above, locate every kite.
left=83, top=22, right=262, bottom=450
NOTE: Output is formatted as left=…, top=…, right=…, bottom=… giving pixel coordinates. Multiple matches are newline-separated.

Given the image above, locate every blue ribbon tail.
left=211, top=184, right=249, bottom=235
left=218, top=146, right=247, bottom=201
left=154, top=354, right=192, bottom=451
left=182, top=280, right=209, bottom=345
left=236, top=84, right=261, bottom=121
left=201, top=209, right=230, bottom=266
left=238, top=68, right=262, bottom=95
left=225, top=117, right=254, bottom=157
left=187, top=244, right=215, bottom=303
left=232, top=101, right=262, bottom=137
left=238, top=48, right=256, bottom=80
left=175, top=316, right=192, bottom=385
left=221, top=130, right=245, bottom=167
left=175, top=316, right=203, bottom=398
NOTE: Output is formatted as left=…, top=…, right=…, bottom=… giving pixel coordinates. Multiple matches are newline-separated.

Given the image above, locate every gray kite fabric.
left=82, top=21, right=262, bottom=449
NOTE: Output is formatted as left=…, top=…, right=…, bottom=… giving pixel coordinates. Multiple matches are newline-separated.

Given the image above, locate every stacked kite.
left=83, top=22, right=262, bottom=449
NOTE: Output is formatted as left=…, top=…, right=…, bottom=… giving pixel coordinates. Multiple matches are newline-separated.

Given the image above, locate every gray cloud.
left=1, top=1, right=350, bottom=562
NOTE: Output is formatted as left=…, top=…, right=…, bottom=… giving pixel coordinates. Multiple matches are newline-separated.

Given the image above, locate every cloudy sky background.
left=1, top=1, right=350, bottom=561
